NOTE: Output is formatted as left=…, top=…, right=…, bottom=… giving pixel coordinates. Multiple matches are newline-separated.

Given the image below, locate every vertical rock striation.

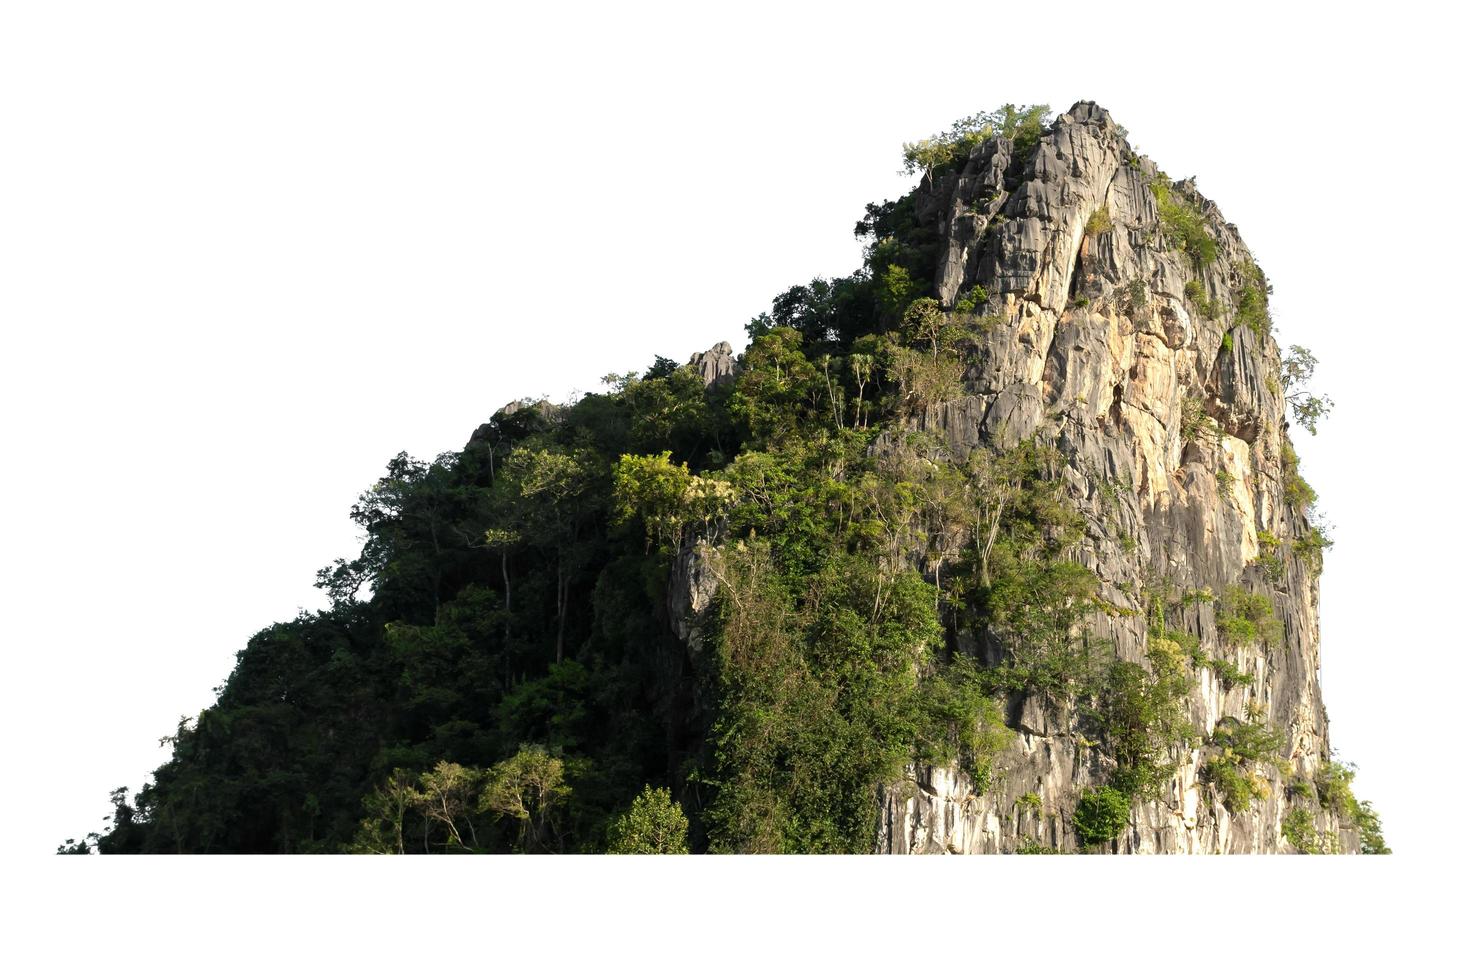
left=870, top=101, right=1350, bottom=853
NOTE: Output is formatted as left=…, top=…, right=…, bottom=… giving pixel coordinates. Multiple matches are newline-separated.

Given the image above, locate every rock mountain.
left=74, top=101, right=1374, bottom=856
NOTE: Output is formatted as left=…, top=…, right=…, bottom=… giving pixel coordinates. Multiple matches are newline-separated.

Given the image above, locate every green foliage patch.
left=1151, top=175, right=1218, bottom=267
left=1074, top=787, right=1130, bottom=848
left=902, top=104, right=1053, bottom=180
left=1282, top=806, right=1324, bottom=853
left=1293, top=525, right=1332, bottom=576
left=1282, top=441, right=1318, bottom=511
left=1126, top=277, right=1149, bottom=313
left=1201, top=716, right=1285, bottom=815
left=1253, top=529, right=1285, bottom=582
left=1281, top=345, right=1334, bottom=435
left=1185, top=279, right=1223, bottom=319
left=1234, top=262, right=1272, bottom=341
left=1217, top=586, right=1283, bottom=649
left=1283, top=761, right=1389, bottom=854
left=608, top=785, right=690, bottom=854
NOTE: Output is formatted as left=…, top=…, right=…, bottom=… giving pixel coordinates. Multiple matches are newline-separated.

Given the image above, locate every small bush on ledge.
left=1151, top=175, right=1218, bottom=267
left=1074, top=786, right=1130, bottom=847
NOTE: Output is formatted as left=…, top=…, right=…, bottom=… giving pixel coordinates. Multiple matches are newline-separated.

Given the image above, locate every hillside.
left=66, top=101, right=1385, bottom=855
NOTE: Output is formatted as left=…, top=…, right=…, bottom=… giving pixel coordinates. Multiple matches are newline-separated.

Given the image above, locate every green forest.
left=63, top=105, right=1383, bottom=855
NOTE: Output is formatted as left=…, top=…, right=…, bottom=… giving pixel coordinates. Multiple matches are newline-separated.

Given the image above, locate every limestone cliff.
left=678, top=102, right=1355, bottom=854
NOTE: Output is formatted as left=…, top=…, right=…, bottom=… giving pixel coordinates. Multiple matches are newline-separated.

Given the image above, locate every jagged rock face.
left=688, top=341, right=737, bottom=387
left=668, top=102, right=1352, bottom=853
left=875, top=101, right=1355, bottom=854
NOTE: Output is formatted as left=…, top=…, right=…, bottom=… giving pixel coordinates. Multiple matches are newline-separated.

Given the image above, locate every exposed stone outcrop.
left=877, top=101, right=1350, bottom=854
left=689, top=341, right=737, bottom=387
left=669, top=541, right=720, bottom=648
left=464, top=398, right=561, bottom=451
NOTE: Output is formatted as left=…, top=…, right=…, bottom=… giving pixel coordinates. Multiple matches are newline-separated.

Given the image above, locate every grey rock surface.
left=688, top=341, right=737, bottom=387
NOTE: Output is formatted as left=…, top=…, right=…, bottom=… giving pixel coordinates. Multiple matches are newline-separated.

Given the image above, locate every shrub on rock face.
left=1151, top=175, right=1217, bottom=267
left=901, top=103, right=1053, bottom=180
left=1074, top=787, right=1130, bottom=848
left=1282, top=806, right=1322, bottom=854
left=1202, top=757, right=1269, bottom=814
left=1126, top=277, right=1149, bottom=313
left=1216, top=586, right=1283, bottom=649
left=1234, top=262, right=1273, bottom=340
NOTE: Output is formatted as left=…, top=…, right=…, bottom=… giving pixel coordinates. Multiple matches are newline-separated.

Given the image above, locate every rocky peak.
left=866, top=102, right=1354, bottom=853
left=688, top=341, right=737, bottom=387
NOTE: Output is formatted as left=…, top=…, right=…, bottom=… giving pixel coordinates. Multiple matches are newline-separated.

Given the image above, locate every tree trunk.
left=555, top=555, right=566, bottom=664
left=501, top=548, right=512, bottom=635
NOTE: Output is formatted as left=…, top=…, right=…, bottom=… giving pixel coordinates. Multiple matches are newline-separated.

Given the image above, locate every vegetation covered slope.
left=65, top=103, right=1384, bottom=855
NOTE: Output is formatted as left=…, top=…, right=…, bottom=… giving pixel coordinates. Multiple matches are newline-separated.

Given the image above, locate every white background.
left=3, top=0, right=1465, bottom=971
